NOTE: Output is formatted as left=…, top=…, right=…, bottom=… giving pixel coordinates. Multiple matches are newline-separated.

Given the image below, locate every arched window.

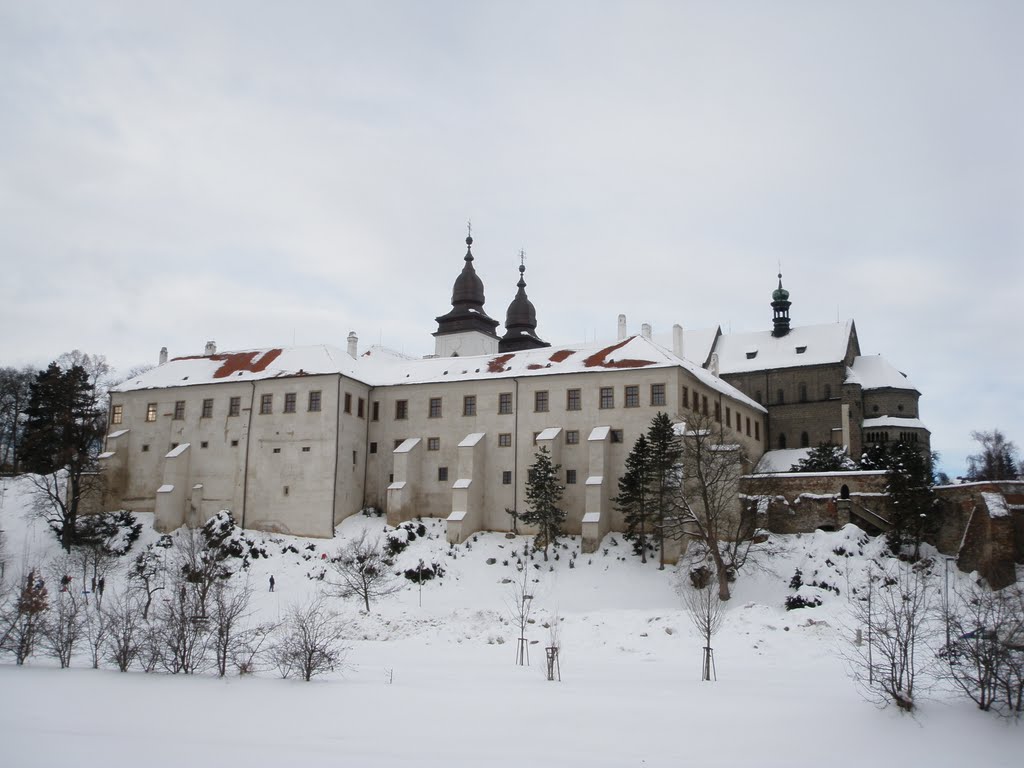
left=840, top=484, right=850, bottom=500
left=778, top=433, right=787, bottom=449
left=800, top=431, right=810, bottom=448
left=798, top=383, right=807, bottom=403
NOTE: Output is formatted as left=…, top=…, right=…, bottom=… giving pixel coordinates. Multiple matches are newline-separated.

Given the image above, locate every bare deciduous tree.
left=682, top=573, right=726, bottom=682
left=506, top=564, right=536, bottom=666
left=1, top=567, right=49, bottom=664
left=665, top=410, right=759, bottom=601
left=153, top=570, right=211, bottom=674
left=941, top=582, right=1024, bottom=716
left=103, top=589, right=144, bottom=672
left=846, top=562, right=935, bottom=711
left=328, top=530, right=400, bottom=612
left=128, top=544, right=167, bottom=619
left=209, top=578, right=264, bottom=678
left=41, top=560, right=85, bottom=668
left=271, top=598, right=348, bottom=681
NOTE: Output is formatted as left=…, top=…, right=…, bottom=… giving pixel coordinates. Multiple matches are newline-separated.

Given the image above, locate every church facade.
left=99, top=234, right=928, bottom=547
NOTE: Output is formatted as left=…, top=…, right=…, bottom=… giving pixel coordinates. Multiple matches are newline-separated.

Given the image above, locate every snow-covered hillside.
left=0, top=475, right=1019, bottom=768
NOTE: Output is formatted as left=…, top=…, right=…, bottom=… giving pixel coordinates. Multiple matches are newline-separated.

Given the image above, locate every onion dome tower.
left=499, top=255, right=550, bottom=353
left=433, top=228, right=500, bottom=356
left=771, top=272, right=792, bottom=337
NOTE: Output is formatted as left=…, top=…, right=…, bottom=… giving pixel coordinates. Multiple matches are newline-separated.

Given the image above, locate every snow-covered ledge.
left=582, top=427, right=612, bottom=553
left=447, top=432, right=486, bottom=545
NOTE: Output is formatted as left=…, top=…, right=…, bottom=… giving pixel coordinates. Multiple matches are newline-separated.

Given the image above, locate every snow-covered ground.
left=0, top=475, right=1020, bottom=767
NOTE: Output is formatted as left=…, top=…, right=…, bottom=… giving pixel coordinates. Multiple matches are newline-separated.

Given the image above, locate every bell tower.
left=433, top=226, right=500, bottom=357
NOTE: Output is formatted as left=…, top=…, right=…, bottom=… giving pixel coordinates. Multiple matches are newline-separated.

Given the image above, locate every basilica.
left=100, top=233, right=928, bottom=548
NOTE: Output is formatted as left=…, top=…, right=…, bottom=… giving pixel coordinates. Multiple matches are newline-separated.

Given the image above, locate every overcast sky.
left=1, top=1, right=1021, bottom=476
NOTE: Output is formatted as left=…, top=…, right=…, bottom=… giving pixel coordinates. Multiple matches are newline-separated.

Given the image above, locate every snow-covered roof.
left=651, top=327, right=720, bottom=367
left=847, top=355, right=917, bottom=391
left=861, top=416, right=928, bottom=430
left=114, top=335, right=766, bottom=413
left=754, top=448, right=812, bottom=473
left=982, top=492, right=1009, bottom=518
left=711, top=320, right=855, bottom=374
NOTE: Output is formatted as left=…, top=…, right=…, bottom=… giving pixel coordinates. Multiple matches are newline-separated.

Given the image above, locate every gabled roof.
left=113, top=335, right=765, bottom=412
left=847, top=355, right=918, bottom=392
left=711, top=320, right=855, bottom=374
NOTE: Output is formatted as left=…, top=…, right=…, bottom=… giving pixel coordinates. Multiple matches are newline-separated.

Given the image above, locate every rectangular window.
left=231, top=439, right=239, bottom=447
left=736, top=412, right=742, bottom=430
left=754, top=421, right=760, bottom=441
left=565, top=430, right=579, bottom=445
left=308, top=391, right=322, bottom=412
left=502, top=471, right=512, bottom=485
left=650, top=383, right=666, bottom=407
left=682, top=387, right=689, bottom=409
left=272, top=447, right=281, bottom=454
left=600, top=387, right=614, bottom=409
left=141, top=444, right=150, bottom=452
left=624, top=385, right=639, bottom=408
left=499, top=433, right=512, bottom=447
left=200, top=441, right=209, bottom=449
left=111, top=404, right=123, bottom=425
left=372, top=401, right=380, bottom=421
left=357, top=398, right=365, bottom=418
left=229, top=397, right=241, bottom=417
left=201, top=398, right=213, bottom=419
left=702, top=395, right=708, bottom=416
left=498, top=392, right=513, bottom=414
left=610, top=429, right=624, bottom=443
left=534, top=390, right=549, bottom=412
left=343, top=393, right=352, bottom=414
left=429, top=397, right=442, bottom=418
left=714, top=402, right=721, bottom=422
left=259, top=394, right=273, bottom=414
left=302, top=446, right=311, bottom=453
left=173, top=401, right=185, bottom=420
left=284, top=393, right=296, bottom=414
left=566, top=469, right=577, bottom=484
left=463, top=395, right=476, bottom=416
left=725, top=406, right=731, bottom=425
left=395, top=400, right=408, bottom=420
left=438, top=467, right=448, bottom=482
left=566, top=388, right=581, bottom=411
left=427, top=437, right=440, bottom=451
left=370, top=442, right=378, bottom=454
left=352, top=450, right=357, bottom=465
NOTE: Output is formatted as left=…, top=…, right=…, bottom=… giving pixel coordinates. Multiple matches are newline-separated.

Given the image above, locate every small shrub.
left=785, top=594, right=822, bottom=610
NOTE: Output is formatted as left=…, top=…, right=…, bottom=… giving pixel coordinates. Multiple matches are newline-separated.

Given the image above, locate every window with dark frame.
left=259, top=394, right=272, bottom=414
left=146, top=403, right=157, bottom=422
left=566, top=469, right=577, bottom=484
left=714, top=402, right=721, bottom=422
left=229, top=396, right=241, bottom=417
left=534, top=390, right=549, bottom=412
left=308, top=390, right=322, bottom=412
left=395, top=399, right=408, bottom=420
left=173, top=401, right=185, bottom=420
left=702, top=395, right=708, bottom=416
left=372, top=401, right=380, bottom=421
left=624, top=385, right=639, bottom=408
left=566, top=388, right=581, bottom=411
left=344, top=393, right=352, bottom=413
left=499, top=392, right=513, bottom=414
left=200, top=441, right=208, bottom=449
left=201, top=398, right=213, bottom=418
left=463, top=395, right=476, bottom=416
left=111, top=404, right=123, bottom=424
left=429, top=397, right=442, bottom=418
left=682, top=386, right=689, bottom=409
left=610, top=429, right=624, bottom=443
left=754, top=421, right=759, bottom=440
left=284, top=393, right=296, bottom=414
left=370, top=442, right=378, bottom=454
left=499, top=433, right=512, bottom=447
left=566, top=430, right=579, bottom=445
left=599, top=387, right=614, bottom=409
left=502, top=471, right=512, bottom=485
left=438, top=467, right=448, bottom=482
left=141, top=444, right=149, bottom=452
left=357, top=398, right=365, bottom=418
left=650, top=383, right=666, bottom=407
left=427, top=437, right=440, bottom=451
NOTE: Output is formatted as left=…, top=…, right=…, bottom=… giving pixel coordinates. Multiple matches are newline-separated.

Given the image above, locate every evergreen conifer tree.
left=20, top=362, right=105, bottom=551
left=615, top=433, right=653, bottom=561
left=646, top=412, right=683, bottom=569
left=519, top=446, right=565, bottom=561
left=861, top=441, right=938, bottom=559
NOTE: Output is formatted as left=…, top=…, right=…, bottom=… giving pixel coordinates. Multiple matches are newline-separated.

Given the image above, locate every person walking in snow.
left=269, top=575, right=275, bottom=592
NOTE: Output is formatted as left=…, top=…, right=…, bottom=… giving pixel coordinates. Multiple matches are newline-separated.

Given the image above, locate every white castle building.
left=100, top=233, right=926, bottom=550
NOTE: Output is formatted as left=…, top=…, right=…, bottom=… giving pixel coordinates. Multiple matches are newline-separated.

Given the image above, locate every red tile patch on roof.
left=173, top=349, right=284, bottom=379
left=582, top=338, right=656, bottom=369
left=549, top=349, right=575, bottom=363
left=487, top=353, right=515, bottom=373
left=527, top=364, right=544, bottom=370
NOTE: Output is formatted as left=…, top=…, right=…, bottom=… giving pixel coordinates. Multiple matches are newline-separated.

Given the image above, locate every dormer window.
left=795, top=346, right=807, bottom=354
left=745, top=350, right=758, bottom=360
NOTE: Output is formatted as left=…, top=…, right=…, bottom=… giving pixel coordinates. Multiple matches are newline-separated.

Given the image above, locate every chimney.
left=617, top=314, right=627, bottom=341
left=672, top=324, right=684, bottom=358
left=159, top=347, right=168, bottom=366
left=347, top=331, right=358, bottom=359
left=641, top=323, right=652, bottom=340
left=710, top=352, right=720, bottom=377
left=204, top=341, right=217, bottom=356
